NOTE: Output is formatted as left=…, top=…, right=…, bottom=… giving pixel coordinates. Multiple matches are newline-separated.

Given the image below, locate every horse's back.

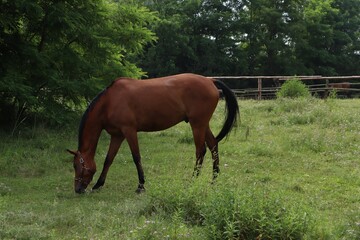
left=110, top=73, right=218, bottom=103
left=162, top=73, right=218, bottom=98
left=103, top=74, right=219, bottom=132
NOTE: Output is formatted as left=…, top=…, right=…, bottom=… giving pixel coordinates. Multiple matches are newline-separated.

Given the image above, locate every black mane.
left=77, top=81, right=117, bottom=150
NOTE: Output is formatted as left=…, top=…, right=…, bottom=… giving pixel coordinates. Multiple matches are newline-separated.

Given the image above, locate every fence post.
left=325, top=79, right=329, bottom=98
left=258, top=78, right=262, bottom=100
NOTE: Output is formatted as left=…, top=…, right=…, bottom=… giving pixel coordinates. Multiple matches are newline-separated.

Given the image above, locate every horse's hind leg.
left=93, top=135, right=124, bottom=190
left=205, top=128, right=220, bottom=180
left=191, top=125, right=207, bottom=177
left=192, top=143, right=206, bottom=177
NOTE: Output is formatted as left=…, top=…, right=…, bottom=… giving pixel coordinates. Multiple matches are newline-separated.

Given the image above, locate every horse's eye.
left=73, top=163, right=76, bottom=169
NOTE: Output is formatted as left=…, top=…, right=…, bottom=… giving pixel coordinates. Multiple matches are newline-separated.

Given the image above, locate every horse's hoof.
left=92, top=180, right=105, bottom=190
left=75, top=188, right=86, bottom=194
left=135, top=184, right=145, bottom=194
left=92, top=186, right=102, bottom=191
left=135, top=188, right=145, bottom=194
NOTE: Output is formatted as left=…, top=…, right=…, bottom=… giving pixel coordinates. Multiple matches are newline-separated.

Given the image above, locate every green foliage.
left=276, top=78, right=311, bottom=99
left=0, top=0, right=157, bottom=128
left=2, top=0, right=360, bottom=128
left=328, top=89, right=338, bottom=99
left=138, top=0, right=360, bottom=78
left=139, top=0, right=250, bottom=77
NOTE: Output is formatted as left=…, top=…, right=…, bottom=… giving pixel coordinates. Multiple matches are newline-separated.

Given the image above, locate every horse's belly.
left=137, top=110, right=185, bottom=132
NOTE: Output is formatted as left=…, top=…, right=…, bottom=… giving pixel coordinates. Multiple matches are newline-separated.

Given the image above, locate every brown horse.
left=328, top=82, right=351, bottom=89
left=67, top=73, right=239, bottom=193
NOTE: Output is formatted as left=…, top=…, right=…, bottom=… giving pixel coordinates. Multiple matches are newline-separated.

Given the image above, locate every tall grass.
left=142, top=177, right=314, bottom=239
left=1, top=98, right=360, bottom=239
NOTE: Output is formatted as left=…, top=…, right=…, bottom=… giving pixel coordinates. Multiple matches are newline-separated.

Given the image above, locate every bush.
left=277, top=78, right=311, bottom=99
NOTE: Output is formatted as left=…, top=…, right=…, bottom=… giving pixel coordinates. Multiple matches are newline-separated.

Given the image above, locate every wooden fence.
left=209, top=76, right=360, bottom=100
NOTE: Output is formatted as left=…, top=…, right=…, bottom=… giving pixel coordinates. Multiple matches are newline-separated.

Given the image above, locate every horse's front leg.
left=123, top=128, right=145, bottom=193
left=93, top=135, right=124, bottom=190
left=132, top=152, right=145, bottom=193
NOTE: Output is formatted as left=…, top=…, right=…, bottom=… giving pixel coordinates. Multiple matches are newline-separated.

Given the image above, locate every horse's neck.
left=79, top=113, right=103, bottom=159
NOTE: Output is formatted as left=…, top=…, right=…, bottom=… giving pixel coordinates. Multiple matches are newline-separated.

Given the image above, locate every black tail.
left=213, top=80, right=239, bottom=142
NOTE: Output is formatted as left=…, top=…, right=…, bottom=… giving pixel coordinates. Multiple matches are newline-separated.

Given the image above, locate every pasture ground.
left=1, top=98, right=360, bottom=239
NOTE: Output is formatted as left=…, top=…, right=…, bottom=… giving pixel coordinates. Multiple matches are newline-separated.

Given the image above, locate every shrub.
left=277, top=78, right=311, bottom=99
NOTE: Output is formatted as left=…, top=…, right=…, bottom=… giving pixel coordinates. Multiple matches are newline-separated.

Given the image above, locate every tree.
left=296, top=0, right=340, bottom=75
left=328, top=0, right=360, bottom=75
left=0, top=0, right=157, bottom=128
left=288, top=0, right=360, bottom=75
left=138, top=0, right=360, bottom=78
left=138, top=0, right=248, bottom=78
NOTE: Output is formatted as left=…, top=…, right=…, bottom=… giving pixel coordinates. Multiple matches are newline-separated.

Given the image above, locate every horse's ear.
left=66, top=149, right=77, bottom=156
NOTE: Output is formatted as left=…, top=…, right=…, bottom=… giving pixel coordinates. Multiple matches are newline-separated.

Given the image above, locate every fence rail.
left=210, top=76, right=360, bottom=99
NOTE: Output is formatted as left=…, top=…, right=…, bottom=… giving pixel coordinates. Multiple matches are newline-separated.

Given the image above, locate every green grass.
left=1, top=98, right=360, bottom=239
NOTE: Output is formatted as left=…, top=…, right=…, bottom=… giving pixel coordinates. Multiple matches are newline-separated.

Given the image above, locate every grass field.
left=1, top=98, right=360, bottom=239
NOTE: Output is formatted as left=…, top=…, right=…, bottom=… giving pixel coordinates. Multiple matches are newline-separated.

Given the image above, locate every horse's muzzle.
left=75, top=186, right=86, bottom=194
left=74, top=177, right=90, bottom=194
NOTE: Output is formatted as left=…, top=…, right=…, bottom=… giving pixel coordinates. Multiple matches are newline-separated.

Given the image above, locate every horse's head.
left=67, top=149, right=96, bottom=193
